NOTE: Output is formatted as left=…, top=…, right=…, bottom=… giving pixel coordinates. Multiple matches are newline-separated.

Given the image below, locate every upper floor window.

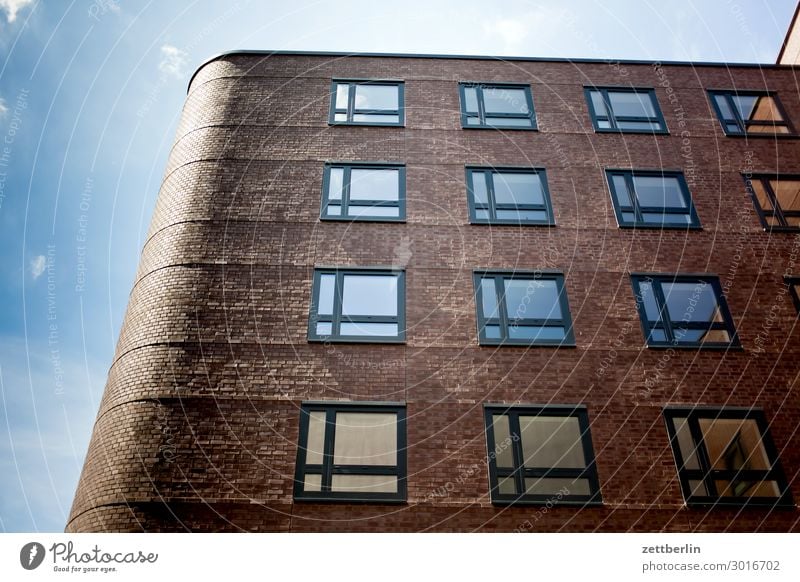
left=329, top=80, right=404, bottom=126
left=786, top=277, right=800, bottom=313
left=631, top=274, right=739, bottom=348
left=321, top=163, right=405, bottom=221
left=459, top=83, right=537, bottom=129
left=709, top=90, right=794, bottom=136
left=474, top=270, right=575, bottom=346
left=294, top=402, right=407, bottom=503
left=484, top=405, right=602, bottom=505
left=466, top=167, right=555, bottom=225
left=663, top=407, right=793, bottom=508
left=606, top=169, right=700, bottom=228
left=308, top=268, right=405, bottom=343
left=744, top=174, right=800, bottom=231
left=585, top=87, right=667, bottom=133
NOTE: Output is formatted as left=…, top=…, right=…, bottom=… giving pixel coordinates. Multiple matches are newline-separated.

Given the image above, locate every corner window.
left=484, top=405, right=602, bottom=505
left=744, top=174, right=800, bottom=230
left=663, top=407, right=792, bottom=508
left=786, top=277, right=800, bottom=312
left=309, top=268, right=405, bottom=343
left=585, top=87, right=667, bottom=133
left=329, top=80, right=404, bottom=126
left=321, top=163, right=405, bottom=221
left=606, top=170, right=700, bottom=228
left=459, top=83, right=536, bottom=129
left=294, top=402, right=407, bottom=503
left=474, top=271, right=575, bottom=346
left=709, top=90, right=793, bottom=136
left=631, top=274, right=739, bottom=348
left=466, top=167, right=554, bottom=225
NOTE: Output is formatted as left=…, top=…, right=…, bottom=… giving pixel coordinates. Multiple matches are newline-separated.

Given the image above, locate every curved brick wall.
left=67, top=53, right=800, bottom=532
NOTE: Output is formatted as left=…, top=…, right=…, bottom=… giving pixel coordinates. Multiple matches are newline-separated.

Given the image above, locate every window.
left=631, top=274, right=739, bottom=348
left=744, top=174, right=800, bottom=230
left=484, top=405, right=601, bottom=505
left=466, top=167, right=554, bottom=225
left=321, top=163, right=405, bottom=221
left=606, top=170, right=700, bottom=228
left=459, top=83, right=537, bottom=129
left=709, top=90, right=794, bottom=136
left=663, top=407, right=792, bottom=508
left=474, top=270, right=575, bottom=346
left=294, top=402, right=407, bottom=503
left=308, top=268, right=405, bottom=342
left=329, top=80, right=404, bottom=126
left=786, top=277, right=800, bottom=312
left=585, top=87, right=667, bottom=133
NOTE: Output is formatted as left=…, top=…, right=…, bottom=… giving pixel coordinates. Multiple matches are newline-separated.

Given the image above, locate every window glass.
left=483, top=87, right=530, bottom=114
left=317, top=274, right=336, bottom=316
left=519, top=416, right=585, bottom=468
left=504, top=279, right=559, bottom=320
left=341, top=275, right=397, bottom=316
left=770, top=179, right=800, bottom=212
left=460, top=83, right=536, bottom=128
left=349, top=169, right=400, bottom=201
left=354, top=84, right=398, bottom=110
left=334, top=412, right=397, bottom=465
left=662, top=282, right=721, bottom=323
left=632, top=176, right=687, bottom=208
left=493, top=173, right=544, bottom=205
left=608, top=91, right=656, bottom=117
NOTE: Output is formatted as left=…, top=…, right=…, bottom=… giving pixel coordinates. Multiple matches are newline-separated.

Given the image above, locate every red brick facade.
left=67, top=52, right=800, bottom=532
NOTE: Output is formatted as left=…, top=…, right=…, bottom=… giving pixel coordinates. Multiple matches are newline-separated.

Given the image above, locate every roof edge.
left=188, top=49, right=800, bottom=93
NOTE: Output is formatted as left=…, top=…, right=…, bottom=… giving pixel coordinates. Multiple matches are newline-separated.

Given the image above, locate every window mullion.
left=651, top=281, right=675, bottom=343
left=333, top=272, right=344, bottom=337
left=495, top=276, right=510, bottom=340
left=764, top=180, right=788, bottom=226
left=486, top=172, right=498, bottom=220
left=602, top=89, right=618, bottom=129
left=346, top=83, right=356, bottom=123
left=687, top=415, right=718, bottom=498
left=508, top=413, right=526, bottom=496
left=476, top=85, right=486, bottom=124
left=322, top=410, right=336, bottom=492
left=626, top=174, right=644, bottom=222
left=342, top=167, right=352, bottom=214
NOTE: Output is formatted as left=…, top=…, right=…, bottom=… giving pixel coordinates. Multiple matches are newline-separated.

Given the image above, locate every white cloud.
left=0, top=97, right=7, bottom=118
left=158, top=44, right=189, bottom=79
left=29, top=255, right=46, bottom=280
left=481, top=7, right=570, bottom=54
left=0, top=0, right=34, bottom=23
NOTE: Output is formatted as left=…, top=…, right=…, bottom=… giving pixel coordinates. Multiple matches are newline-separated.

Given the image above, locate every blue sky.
left=0, top=0, right=796, bottom=533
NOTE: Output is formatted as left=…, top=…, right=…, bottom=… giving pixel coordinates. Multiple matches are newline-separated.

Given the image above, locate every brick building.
left=67, top=51, right=800, bottom=532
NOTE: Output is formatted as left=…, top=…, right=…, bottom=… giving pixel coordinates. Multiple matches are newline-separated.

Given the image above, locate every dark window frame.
left=708, top=90, right=795, bottom=137
left=743, top=174, right=800, bottom=232
left=606, top=169, right=701, bottom=229
left=473, top=269, right=576, bottom=347
left=308, top=267, right=406, bottom=343
left=328, top=79, right=405, bottom=127
left=484, top=404, right=602, bottom=506
left=320, top=162, right=406, bottom=222
left=630, top=273, right=740, bottom=349
left=466, top=166, right=555, bottom=225
left=458, top=82, right=538, bottom=130
left=786, top=276, right=800, bottom=313
left=585, top=86, right=668, bottom=134
left=293, top=401, right=407, bottom=503
left=663, top=407, right=793, bottom=509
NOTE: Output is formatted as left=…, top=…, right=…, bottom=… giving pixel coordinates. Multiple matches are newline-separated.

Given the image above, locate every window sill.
left=479, top=340, right=577, bottom=348
left=308, top=337, right=406, bottom=344
left=593, top=128, right=669, bottom=135
left=320, top=216, right=406, bottom=223
left=294, top=496, right=407, bottom=504
left=462, top=125, right=538, bottom=131
left=328, top=122, right=405, bottom=128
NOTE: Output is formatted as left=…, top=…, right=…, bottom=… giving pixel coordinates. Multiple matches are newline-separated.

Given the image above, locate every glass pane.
left=470, top=172, right=489, bottom=204
left=715, top=479, right=780, bottom=498
left=524, top=477, right=591, bottom=496
left=632, top=175, right=687, bottom=208
left=751, top=180, right=773, bottom=210
left=328, top=167, right=344, bottom=200
left=480, top=278, right=499, bottom=318
left=485, top=117, right=533, bottom=127
left=331, top=474, right=397, bottom=493
left=734, top=95, right=783, bottom=123
left=315, top=322, right=332, bottom=336
left=519, top=416, right=585, bottom=468
left=348, top=206, right=400, bottom=218
left=504, top=278, right=560, bottom=320
left=786, top=216, right=800, bottom=227
left=352, top=113, right=399, bottom=123
left=493, top=172, right=544, bottom=205
left=463, top=87, right=479, bottom=113
left=334, top=412, right=397, bottom=465
left=317, top=274, right=336, bottom=315
left=483, top=87, right=530, bottom=115
left=637, top=281, right=660, bottom=320
left=334, top=84, right=349, bottom=110
left=495, top=210, right=549, bottom=221
left=498, top=476, right=516, bottom=495
left=616, top=120, right=662, bottom=130
left=306, top=411, right=327, bottom=465
left=670, top=417, right=700, bottom=470
left=770, top=179, right=800, bottom=212
left=612, top=175, right=632, bottom=206
left=334, top=113, right=347, bottom=122
left=597, top=119, right=612, bottom=129
left=304, top=474, right=322, bottom=492
left=466, top=116, right=481, bottom=126
left=508, top=326, right=566, bottom=341
left=662, top=281, right=722, bottom=323
left=608, top=91, right=656, bottom=117
left=699, top=418, right=770, bottom=471
left=714, top=94, right=734, bottom=120
left=748, top=123, right=791, bottom=134
left=648, top=329, right=667, bottom=342
left=350, top=168, right=399, bottom=201
left=491, top=415, right=514, bottom=468
left=688, top=479, right=708, bottom=496
left=341, top=275, right=397, bottom=316
left=589, top=90, right=607, bottom=117
left=621, top=212, right=636, bottom=222
left=725, top=123, right=741, bottom=134
left=641, top=212, right=693, bottom=225
left=325, top=205, right=342, bottom=216
left=353, top=84, right=398, bottom=111
left=474, top=209, right=489, bottom=219
left=340, top=322, right=399, bottom=337
left=484, top=325, right=501, bottom=338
